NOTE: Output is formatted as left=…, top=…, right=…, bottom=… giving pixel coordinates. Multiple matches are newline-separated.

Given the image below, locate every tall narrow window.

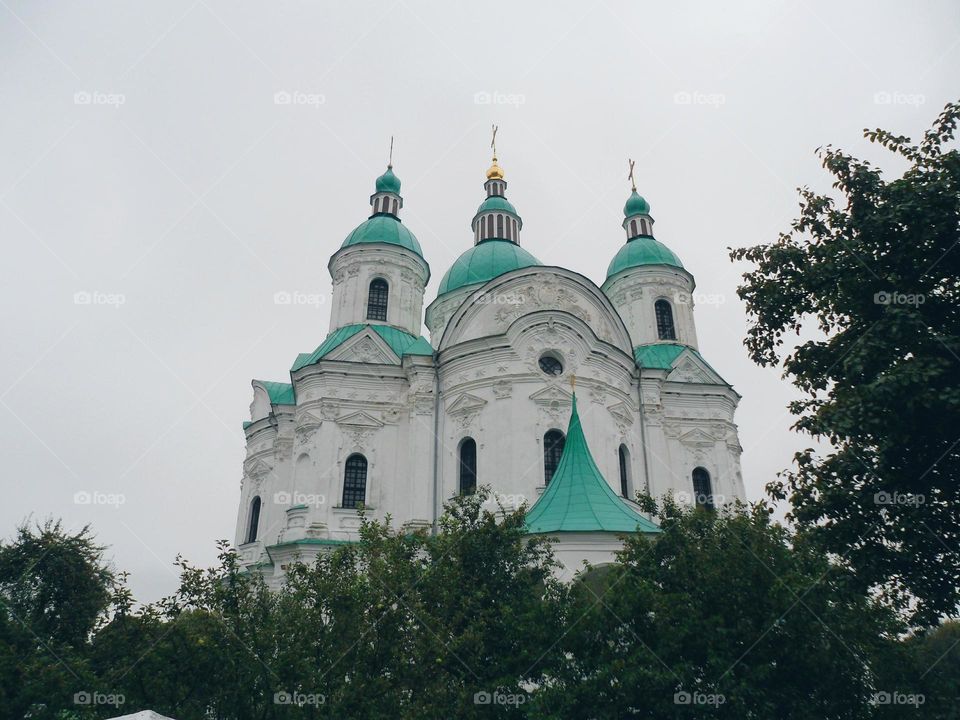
left=366, top=278, right=389, bottom=321
left=342, top=454, right=368, bottom=509
left=459, top=438, right=477, bottom=496
left=246, top=496, right=261, bottom=543
left=630, top=219, right=638, bottom=237
left=497, top=214, right=504, bottom=238
left=655, top=299, right=676, bottom=340
left=618, top=445, right=630, bottom=498
left=544, top=430, right=566, bottom=485
left=692, top=467, right=714, bottom=510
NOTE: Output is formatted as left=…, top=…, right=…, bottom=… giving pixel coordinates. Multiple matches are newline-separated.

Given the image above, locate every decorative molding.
left=492, top=379, right=512, bottom=399
left=446, top=392, right=487, bottom=415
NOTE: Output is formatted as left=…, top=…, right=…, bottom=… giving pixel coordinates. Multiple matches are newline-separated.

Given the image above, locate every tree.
left=93, top=489, right=565, bottom=719
left=730, top=100, right=960, bottom=626
left=534, top=499, right=906, bottom=719
left=0, top=519, right=113, bottom=719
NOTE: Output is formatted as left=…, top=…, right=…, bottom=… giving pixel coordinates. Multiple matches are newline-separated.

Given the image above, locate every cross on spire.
left=628, top=158, right=637, bottom=192
left=388, top=135, right=394, bottom=168
left=491, top=124, right=499, bottom=160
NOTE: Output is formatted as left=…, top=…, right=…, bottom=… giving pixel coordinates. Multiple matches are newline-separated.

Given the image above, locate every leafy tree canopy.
left=731, top=100, right=960, bottom=626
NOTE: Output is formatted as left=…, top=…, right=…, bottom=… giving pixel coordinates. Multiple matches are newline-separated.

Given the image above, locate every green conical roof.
left=375, top=166, right=401, bottom=194
left=624, top=190, right=650, bottom=217
left=436, top=239, right=541, bottom=295
left=525, top=394, right=660, bottom=535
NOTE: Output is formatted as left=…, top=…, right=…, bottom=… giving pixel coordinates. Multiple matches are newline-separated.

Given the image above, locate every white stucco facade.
left=233, top=161, right=745, bottom=583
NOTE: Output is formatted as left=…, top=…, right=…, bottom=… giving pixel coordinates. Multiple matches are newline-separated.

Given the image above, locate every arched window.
left=655, top=299, right=676, bottom=340
left=246, top=496, right=261, bottom=543
left=630, top=219, right=638, bottom=237
left=366, top=278, right=389, bottom=321
left=544, top=430, right=566, bottom=485
left=618, top=445, right=630, bottom=498
left=342, top=454, right=368, bottom=509
left=497, top=214, right=504, bottom=238
left=692, top=467, right=714, bottom=510
left=458, top=438, right=477, bottom=496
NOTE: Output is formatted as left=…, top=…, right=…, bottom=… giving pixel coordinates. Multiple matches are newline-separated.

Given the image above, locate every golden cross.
left=388, top=136, right=394, bottom=168
left=491, top=124, right=499, bottom=159
left=570, top=374, right=576, bottom=392
left=628, top=158, right=636, bottom=191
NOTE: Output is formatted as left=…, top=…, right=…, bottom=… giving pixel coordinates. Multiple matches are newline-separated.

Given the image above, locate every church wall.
left=604, top=266, right=699, bottom=348
left=328, top=245, right=428, bottom=336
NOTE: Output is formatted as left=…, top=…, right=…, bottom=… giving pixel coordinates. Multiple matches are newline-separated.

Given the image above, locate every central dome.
left=437, top=239, right=541, bottom=295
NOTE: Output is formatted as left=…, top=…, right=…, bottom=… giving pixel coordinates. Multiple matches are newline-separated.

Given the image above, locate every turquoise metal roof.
left=525, top=394, right=660, bottom=535
left=374, top=166, right=401, bottom=194
left=340, top=215, right=424, bottom=259
left=606, top=236, right=683, bottom=279
left=259, top=380, right=295, bottom=404
left=633, top=343, right=729, bottom=384
left=475, top=195, right=518, bottom=216
left=436, top=239, right=541, bottom=295
left=292, top=323, right=433, bottom=371
left=267, top=537, right=357, bottom=549
left=624, top=190, right=651, bottom=217
left=633, top=343, right=687, bottom=370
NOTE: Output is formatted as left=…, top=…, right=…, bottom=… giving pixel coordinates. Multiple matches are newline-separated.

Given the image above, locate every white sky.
left=2, top=0, right=957, bottom=604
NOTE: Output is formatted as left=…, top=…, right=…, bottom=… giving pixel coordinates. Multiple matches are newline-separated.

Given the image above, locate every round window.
left=538, top=354, right=563, bottom=376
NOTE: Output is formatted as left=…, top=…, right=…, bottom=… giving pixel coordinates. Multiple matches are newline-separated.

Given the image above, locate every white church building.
left=235, top=147, right=746, bottom=580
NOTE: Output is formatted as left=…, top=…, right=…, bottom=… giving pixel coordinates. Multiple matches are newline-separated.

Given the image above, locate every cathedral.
left=235, top=141, right=746, bottom=581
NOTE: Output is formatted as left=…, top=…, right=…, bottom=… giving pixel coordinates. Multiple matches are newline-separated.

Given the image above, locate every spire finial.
left=570, top=374, right=576, bottom=393
left=388, top=136, right=394, bottom=169
left=491, top=124, right=499, bottom=161
left=628, top=158, right=637, bottom=192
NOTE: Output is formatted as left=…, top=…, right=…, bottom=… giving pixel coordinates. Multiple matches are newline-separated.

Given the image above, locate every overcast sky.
left=2, top=0, right=957, bottom=604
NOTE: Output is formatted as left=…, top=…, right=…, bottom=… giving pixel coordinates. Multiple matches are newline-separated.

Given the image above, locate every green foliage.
left=730, top=100, right=960, bottom=626
left=5, top=501, right=958, bottom=717
left=534, top=498, right=906, bottom=719
left=0, top=519, right=113, bottom=720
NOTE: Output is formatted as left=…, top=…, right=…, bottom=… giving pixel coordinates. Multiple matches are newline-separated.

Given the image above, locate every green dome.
left=375, top=166, right=401, bottom=194
left=606, top=236, right=683, bottom=278
left=475, top=195, right=518, bottom=216
left=437, top=240, right=541, bottom=295
left=624, top=190, right=650, bottom=217
left=341, top=215, right=423, bottom=257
